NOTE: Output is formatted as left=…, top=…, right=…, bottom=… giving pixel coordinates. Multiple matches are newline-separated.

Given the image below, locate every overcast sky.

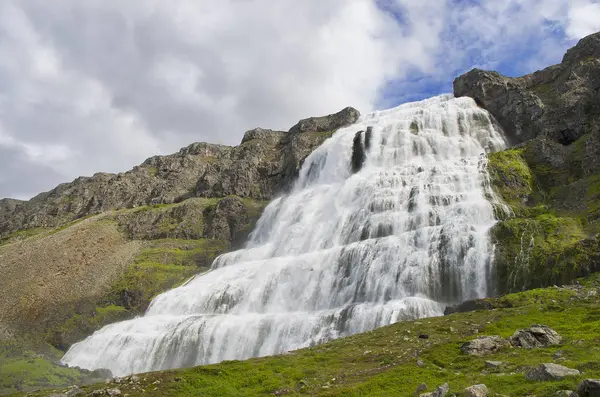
left=1, top=0, right=599, bottom=200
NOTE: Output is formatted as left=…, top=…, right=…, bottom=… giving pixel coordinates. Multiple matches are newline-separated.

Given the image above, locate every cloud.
left=0, top=0, right=598, bottom=199
left=566, top=0, right=600, bottom=38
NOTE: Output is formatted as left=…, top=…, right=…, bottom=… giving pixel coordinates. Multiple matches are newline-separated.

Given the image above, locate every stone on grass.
left=525, top=363, right=580, bottom=381
left=420, top=382, right=449, bottom=397
left=510, top=325, right=562, bottom=348
left=465, top=384, right=488, bottom=397
left=555, top=391, right=578, bottom=397
left=485, top=360, right=504, bottom=368
left=460, top=336, right=510, bottom=356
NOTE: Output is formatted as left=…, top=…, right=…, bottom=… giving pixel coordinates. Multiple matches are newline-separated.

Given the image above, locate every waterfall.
left=62, top=95, right=507, bottom=376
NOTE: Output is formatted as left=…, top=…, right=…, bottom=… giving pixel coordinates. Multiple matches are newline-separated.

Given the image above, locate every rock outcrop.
left=454, top=32, right=600, bottom=146
left=510, top=325, right=562, bottom=349
left=460, top=336, right=510, bottom=356
left=525, top=363, right=581, bottom=381
left=0, top=107, right=359, bottom=239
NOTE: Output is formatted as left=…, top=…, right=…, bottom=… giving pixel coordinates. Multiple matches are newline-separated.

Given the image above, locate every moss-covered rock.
left=488, top=135, right=600, bottom=294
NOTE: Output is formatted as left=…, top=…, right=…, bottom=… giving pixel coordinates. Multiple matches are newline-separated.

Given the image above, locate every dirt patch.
left=0, top=216, right=142, bottom=338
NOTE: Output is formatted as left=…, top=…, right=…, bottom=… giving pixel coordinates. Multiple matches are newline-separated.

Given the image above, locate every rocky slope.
left=0, top=107, right=359, bottom=239
left=454, top=31, right=600, bottom=295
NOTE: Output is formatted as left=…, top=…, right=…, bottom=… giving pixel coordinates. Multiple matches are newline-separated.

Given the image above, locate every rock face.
left=0, top=108, right=359, bottom=239
left=454, top=32, right=600, bottom=146
left=525, top=363, right=581, bottom=381
left=460, top=336, right=510, bottom=356
left=510, top=325, right=562, bottom=348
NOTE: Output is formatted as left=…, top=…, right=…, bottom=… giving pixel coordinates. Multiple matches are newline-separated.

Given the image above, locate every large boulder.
left=454, top=31, right=600, bottom=147
left=460, top=336, right=510, bottom=356
left=510, top=325, right=562, bottom=348
left=525, top=363, right=580, bottom=381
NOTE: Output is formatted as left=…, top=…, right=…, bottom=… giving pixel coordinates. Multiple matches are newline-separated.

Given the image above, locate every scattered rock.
left=106, top=389, right=122, bottom=396
left=65, top=386, right=85, bottom=397
left=419, top=334, right=430, bottom=340
left=555, top=391, right=578, bottom=397
left=417, top=359, right=425, bottom=367
left=525, top=363, right=581, bottom=381
left=577, top=379, right=600, bottom=396
left=415, top=383, right=428, bottom=394
left=460, top=336, right=510, bottom=356
left=465, top=384, right=489, bottom=397
left=510, top=325, right=562, bottom=348
left=485, top=361, right=504, bottom=369
left=420, top=383, right=449, bottom=397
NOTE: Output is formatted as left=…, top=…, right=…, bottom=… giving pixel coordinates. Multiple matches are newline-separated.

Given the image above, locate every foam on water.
left=62, top=95, right=506, bottom=376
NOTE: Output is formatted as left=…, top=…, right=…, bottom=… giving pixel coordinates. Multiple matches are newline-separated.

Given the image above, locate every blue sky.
left=0, top=0, right=598, bottom=199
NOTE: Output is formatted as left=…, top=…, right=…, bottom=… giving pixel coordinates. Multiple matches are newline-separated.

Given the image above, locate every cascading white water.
left=62, top=95, right=506, bottom=376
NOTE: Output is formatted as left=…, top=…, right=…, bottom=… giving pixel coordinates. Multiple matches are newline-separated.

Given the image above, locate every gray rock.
left=106, top=389, right=122, bottom=396
left=577, top=379, right=600, bottom=396
left=288, top=106, right=360, bottom=134
left=525, top=363, right=581, bottom=381
left=555, top=391, right=578, bottom=397
left=454, top=31, right=600, bottom=147
left=420, top=383, right=449, bottom=397
left=485, top=360, right=504, bottom=368
left=415, top=383, right=428, bottom=394
left=465, top=384, right=489, bottom=397
left=460, top=336, right=510, bottom=356
left=65, top=386, right=85, bottom=397
left=510, top=325, right=562, bottom=348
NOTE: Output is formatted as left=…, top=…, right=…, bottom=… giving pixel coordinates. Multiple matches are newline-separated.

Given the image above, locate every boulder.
left=510, top=325, right=562, bottom=348
left=460, top=336, right=510, bottom=356
left=465, top=384, right=489, bottom=397
left=577, top=379, right=600, bottom=396
left=525, top=363, right=580, bottom=381
left=485, top=361, right=504, bottom=369
left=288, top=106, right=360, bottom=134
left=420, top=383, right=449, bottom=397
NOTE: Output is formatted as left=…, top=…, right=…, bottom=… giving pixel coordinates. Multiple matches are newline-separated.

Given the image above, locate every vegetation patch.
left=24, top=275, right=600, bottom=397
left=488, top=135, right=600, bottom=293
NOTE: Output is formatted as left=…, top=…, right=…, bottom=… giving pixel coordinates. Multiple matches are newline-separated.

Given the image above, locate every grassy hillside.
left=21, top=274, right=600, bottom=397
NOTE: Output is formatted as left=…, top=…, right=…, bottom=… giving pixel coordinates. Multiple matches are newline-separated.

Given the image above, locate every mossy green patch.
left=487, top=149, right=535, bottom=216
left=492, top=213, right=593, bottom=293
left=25, top=276, right=600, bottom=397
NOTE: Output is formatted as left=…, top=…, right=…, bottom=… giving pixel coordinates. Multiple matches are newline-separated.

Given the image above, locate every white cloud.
left=566, top=0, right=600, bottom=38
left=0, top=0, right=598, bottom=199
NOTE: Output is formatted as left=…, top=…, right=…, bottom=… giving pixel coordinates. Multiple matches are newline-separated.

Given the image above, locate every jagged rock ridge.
left=0, top=107, right=360, bottom=238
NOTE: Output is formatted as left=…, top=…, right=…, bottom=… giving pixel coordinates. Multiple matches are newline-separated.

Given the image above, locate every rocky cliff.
left=454, top=31, right=600, bottom=294
left=0, top=107, right=359, bottom=239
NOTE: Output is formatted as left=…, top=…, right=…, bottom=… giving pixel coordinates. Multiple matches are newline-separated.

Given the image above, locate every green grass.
left=23, top=275, right=600, bottom=397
